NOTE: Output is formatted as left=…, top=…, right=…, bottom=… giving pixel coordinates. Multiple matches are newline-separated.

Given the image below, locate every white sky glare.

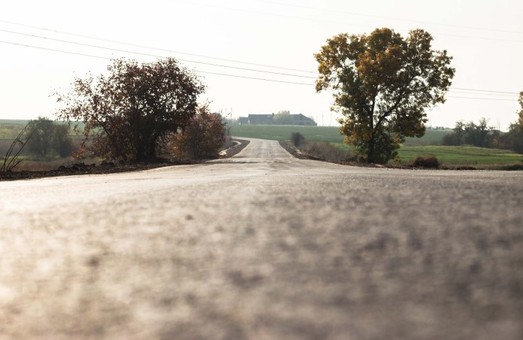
left=0, top=0, right=522, bottom=130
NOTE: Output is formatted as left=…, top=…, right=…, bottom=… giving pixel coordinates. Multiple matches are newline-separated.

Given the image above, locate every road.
left=1, top=138, right=522, bottom=339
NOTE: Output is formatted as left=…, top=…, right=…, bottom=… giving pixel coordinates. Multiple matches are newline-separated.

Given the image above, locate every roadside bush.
left=53, top=124, right=75, bottom=158
left=291, top=132, right=305, bottom=147
left=505, top=123, right=523, bottom=154
left=412, top=156, right=440, bottom=168
left=443, top=119, right=496, bottom=148
left=442, top=132, right=461, bottom=146
left=304, top=142, right=352, bottom=163
left=169, top=107, right=226, bottom=160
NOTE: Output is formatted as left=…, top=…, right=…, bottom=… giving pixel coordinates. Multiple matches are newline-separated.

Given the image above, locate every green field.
left=230, top=125, right=345, bottom=144
left=404, top=128, right=451, bottom=146
left=397, top=145, right=522, bottom=165
left=230, top=124, right=452, bottom=146
left=0, top=120, right=30, bottom=139
left=3, top=120, right=449, bottom=146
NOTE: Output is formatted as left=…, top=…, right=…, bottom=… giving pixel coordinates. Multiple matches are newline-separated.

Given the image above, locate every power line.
left=0, top=27, right=317, bottom=80
left=0, top=39, right=111, bottom=60
left=176, top=0, right=523, bottom=43
left=4, top=25, right=521, bottom=94
left=0, top=27, right=318, bottom=80
left=252, top=0, right=523, bottom=36
left=451, top=87, right=519, bottom=95
left=1, top=19, right=520, bottom=95
left=3, top=38, right=518, bottom=97
left=447, top=88, right=519, bottom=102
left=446, top=96, right=516, bottom=102
left=199, top=70, right=312, bottom=86
left=1, top=28, right=519, bottom=98
left=0, top=18, right=315, bottom=75
left=0, top=39, right=314, bottom=86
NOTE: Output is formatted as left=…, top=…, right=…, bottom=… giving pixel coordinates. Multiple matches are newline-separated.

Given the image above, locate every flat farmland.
left=397, top=145, right=523, bottom=165
left=230, top=124, right=345, bottom=144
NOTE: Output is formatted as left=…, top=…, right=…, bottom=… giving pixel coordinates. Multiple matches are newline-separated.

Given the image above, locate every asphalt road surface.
left=1, top=138, right=522, bottom=339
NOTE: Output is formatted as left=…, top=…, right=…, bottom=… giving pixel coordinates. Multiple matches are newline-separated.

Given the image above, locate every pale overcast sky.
left=1, top=0, right=522, bottom=130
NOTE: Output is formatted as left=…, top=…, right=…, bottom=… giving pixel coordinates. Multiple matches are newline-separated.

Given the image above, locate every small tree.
left=25, top=117, right=55, bottom=159
left=56, top=58, right=204, bottom=162
left=463, top=118, right=492, bottom=147
left=518, top=92, right=523, bottom=128
left=291, top=132, right=305, bottom=147
left=452, top=121, right=466, bottom=145
left=24, top=117, right=74, bottom=159
left=443, top=119, right=494, bottom=148
left=170, top=107, right=226, bottom=160
left=273, top=110, right=293, bottom=125
left=505, top=123, right=523, bottom=153
left=505, top=94, right=523, bottom=153
left=315, top=28, right=454, bottom=163
left=53, top=124, right=75, bottom=158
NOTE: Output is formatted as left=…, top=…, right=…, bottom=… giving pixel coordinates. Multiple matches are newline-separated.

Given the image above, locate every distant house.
left=238, top=113, right=317, bottom=126
left=247, top=114, right=274, bottom=125
left=290, top=114, right=317, bottom=126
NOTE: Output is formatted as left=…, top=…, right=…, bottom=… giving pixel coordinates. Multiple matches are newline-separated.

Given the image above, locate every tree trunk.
left=367, top=137, right=376, bottom=163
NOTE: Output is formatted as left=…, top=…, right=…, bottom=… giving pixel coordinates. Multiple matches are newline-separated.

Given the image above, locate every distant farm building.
left=247, top=114, right=274, bottom=125
left=239, top=113, right=317, bottom=126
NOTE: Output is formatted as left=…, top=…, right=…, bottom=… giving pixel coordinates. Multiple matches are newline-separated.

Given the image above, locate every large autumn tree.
left=315, top=28, right=455, bottom=163
left=56, top=58, right=204, bottom=162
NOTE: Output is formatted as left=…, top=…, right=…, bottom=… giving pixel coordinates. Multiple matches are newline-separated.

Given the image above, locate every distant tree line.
left=443, top=117, right=523, bottom=153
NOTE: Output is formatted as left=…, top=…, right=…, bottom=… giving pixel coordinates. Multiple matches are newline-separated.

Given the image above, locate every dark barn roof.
left=239, top=113, right=317, bottom=126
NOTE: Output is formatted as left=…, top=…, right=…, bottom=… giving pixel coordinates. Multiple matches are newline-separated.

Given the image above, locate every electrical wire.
left=0, top=27, right=317, bottom=80
left=197, top=70, right=312, bottom=86
left=0, top=39, right=314, bottom=86
left=0, top=39, right=111, bottom=60
left=171, top=0, right=523, bottom=43
left=450, top=87, right=519, bottom=95
left=250, top=0, right=523, bottom=36
left=447, top=96, right=516, bottom=102
left=0, top=18, right=315, bottom=75
left=0, top=24, right=519, bottom=98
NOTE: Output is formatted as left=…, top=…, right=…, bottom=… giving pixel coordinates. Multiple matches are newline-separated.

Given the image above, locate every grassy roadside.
left=396, top=145, right=523, bottom=166
left=0, top=139, right=249, bottom=181
left=324, top=141, right=523, bottom=169
left=0, top=119, right=249, bottom=180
